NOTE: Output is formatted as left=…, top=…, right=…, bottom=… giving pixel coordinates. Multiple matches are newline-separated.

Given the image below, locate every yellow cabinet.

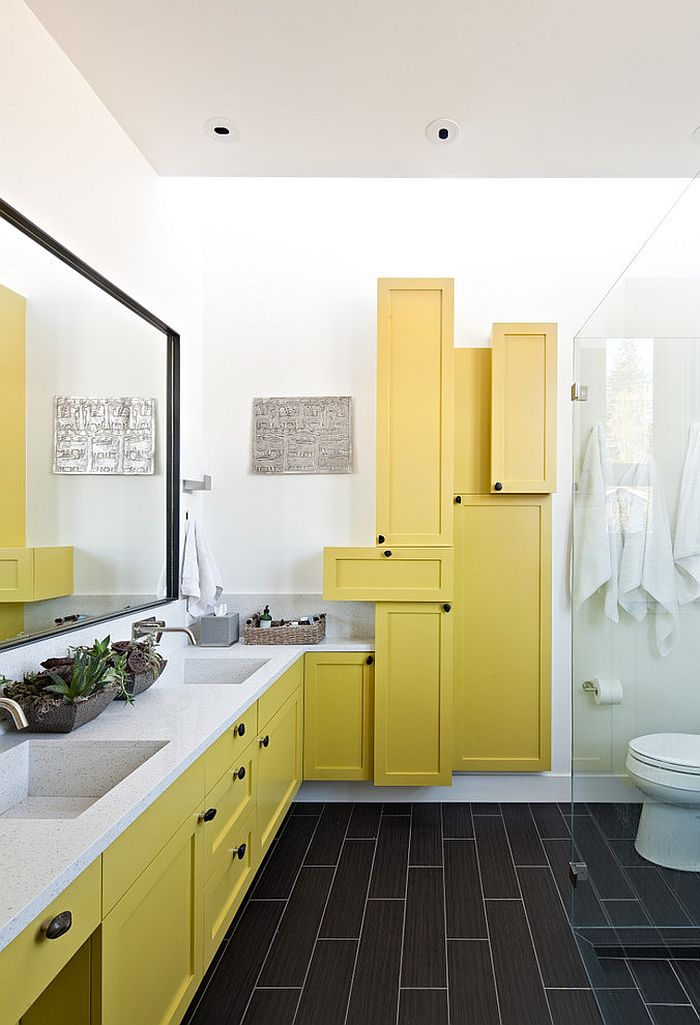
left=257, top=686, right=303, bottom=856
left=2, top=858, right=101, bottom=1025
left=453, top=495, right=552, bottom=772
left=203, top=808, right=257, bottom=967
left=100, top=810, right=203, bottom=1025
left=454, top=347, right=491, bottom=496
left=304, top=652, right=374, bottom=780
left=376, top=279, right=454, bottom=547
left=374, top=603, right=452, bottom=786
left=490, top=322, right=557, bottom=494
left=323, top=546, right=453, bottom=602
left=20, top=939, right=94, bottom=1025
left=0, top=547, right=74, bottom=604
left=203, top=739, right=256, bottom=880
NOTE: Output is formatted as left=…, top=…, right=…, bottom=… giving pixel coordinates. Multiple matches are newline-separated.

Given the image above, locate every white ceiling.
left=25, top=0, right=700, bottom=177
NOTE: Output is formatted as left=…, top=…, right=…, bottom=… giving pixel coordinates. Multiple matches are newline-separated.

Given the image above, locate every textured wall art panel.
left=53, top=396, right=155, bottom=474
left=252, top=396, right=352, bottom=473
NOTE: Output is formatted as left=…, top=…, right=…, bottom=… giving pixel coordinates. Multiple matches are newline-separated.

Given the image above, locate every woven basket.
left=244, top=614, right=326, bottom=646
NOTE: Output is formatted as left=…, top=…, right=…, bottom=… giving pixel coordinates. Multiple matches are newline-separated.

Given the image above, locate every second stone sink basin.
left=182, top=658, right=270, bottom=686
left=0, top=739, right=168, bottom=820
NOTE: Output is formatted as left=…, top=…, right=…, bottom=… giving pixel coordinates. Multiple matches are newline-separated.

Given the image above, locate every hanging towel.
left=674, top=423, right=700, bottom=605
left=618, top=460, right=679, bottom=657
left=574, top=424, right=620, bottom=621
left=181, top=518, right=224, bottom=617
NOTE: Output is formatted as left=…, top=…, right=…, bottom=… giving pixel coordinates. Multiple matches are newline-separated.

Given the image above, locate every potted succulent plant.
left=111, top=635, right=167, bottom=699
left=0, top=636, right=129, bottom=733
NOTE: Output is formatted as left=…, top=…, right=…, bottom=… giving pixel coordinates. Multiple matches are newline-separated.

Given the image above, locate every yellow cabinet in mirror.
left=0, top=547, right=73, bottom=604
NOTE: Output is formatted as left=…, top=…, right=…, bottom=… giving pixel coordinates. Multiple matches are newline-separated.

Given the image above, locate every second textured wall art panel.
left=252, top=396, right=352, bottom=473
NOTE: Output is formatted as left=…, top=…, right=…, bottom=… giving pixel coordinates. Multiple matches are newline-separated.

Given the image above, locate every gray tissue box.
left=198, top=612, right=240, bottom=647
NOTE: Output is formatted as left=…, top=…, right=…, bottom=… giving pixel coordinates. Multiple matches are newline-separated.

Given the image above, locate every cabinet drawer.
left=258, top=659, right=303, bottom=730
left=323, top=546, right=453, bottom=601
left=203, top=809, right=257, bottom=968
left=2, top=858, right=101, bottom=1023
left=203, top=739, right=256, bottom=880
left=204, top=705, right=258, bottom=792
left=103, top=756, right=204, bottom=914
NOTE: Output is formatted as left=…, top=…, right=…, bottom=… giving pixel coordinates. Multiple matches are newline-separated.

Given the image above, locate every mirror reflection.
left=0, top=213, right=172, bottom=647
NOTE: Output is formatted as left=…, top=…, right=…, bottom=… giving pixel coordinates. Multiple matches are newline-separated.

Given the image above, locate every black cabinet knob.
left=366, top=655, right=374, bottom=666
left=234, top=722, right=246, bottom=737
left=443, top=603, right=452, bottom=613
left=455, top=495, right=462, bottom=504
left=384, top=550, right=392, bottom=558
left=494, top=482, right=503, bottom=491
left=377, top=534, right=385, bottom=544
left=42, top=911, right=72, bottom=940
left=260, top=735, right=270, bottom=748
left=200, top=808, right=218, bottom=823
left=234, top=766, right=246, bottom=781
left=235, top=843, right=247, bottom=860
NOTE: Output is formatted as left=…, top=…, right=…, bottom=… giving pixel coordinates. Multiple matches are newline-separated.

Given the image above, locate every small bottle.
left=260, top=605, right=272, bottom=629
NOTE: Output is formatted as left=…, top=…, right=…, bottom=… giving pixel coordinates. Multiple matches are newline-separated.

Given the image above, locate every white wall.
left=0, top=0, right=204, bottom=666
left=198, top=176, right=686, bottom=786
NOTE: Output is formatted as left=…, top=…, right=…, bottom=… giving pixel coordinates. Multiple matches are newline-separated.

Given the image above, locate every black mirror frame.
left=0, top=197, right=180, bottom=650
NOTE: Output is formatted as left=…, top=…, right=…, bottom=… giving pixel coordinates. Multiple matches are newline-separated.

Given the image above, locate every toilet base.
left=635, top=799, right=700, bottom=872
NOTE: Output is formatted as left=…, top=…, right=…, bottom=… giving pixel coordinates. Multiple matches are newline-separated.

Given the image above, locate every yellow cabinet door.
left=256, top=687, right=303, bottom=857
left=374, top=603, right=453, bottom=786
left=490, top=323, right=557, bottom=494
left=304, top=652, right=374, bottom=780
left=20, top=939, right=93, bottom=1025
left=376, top=279, right=454, bottom=547
left=101, top=810, right=203, bottom=1025
left=323, top=546, right=453, bottom=602
left=454, top=347, right=491, bottom=496
left=0, top=547, right=34, bottom=602
left=453, top=495, right=552, bottom=771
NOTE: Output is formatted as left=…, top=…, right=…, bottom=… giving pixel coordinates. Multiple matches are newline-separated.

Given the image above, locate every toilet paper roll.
left=590, top=677, right=623, bottom=705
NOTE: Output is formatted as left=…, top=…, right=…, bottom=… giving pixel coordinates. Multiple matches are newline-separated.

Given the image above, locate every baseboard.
left=297, top=773, right=572, bottom=803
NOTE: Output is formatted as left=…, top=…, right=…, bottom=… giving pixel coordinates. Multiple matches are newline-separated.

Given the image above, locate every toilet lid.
left=629, top=733, right=700, bottom=774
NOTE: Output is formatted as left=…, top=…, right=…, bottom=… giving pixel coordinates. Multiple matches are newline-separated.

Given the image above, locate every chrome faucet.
left=131, top=617, right=197, bottom=646
left=0, top=696, right=29, bottom=730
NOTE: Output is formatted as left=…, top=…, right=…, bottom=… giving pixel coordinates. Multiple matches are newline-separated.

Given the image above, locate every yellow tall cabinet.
left=374, top=603, right=452, bottom=785
left=376, top=279, right=454, bottom=547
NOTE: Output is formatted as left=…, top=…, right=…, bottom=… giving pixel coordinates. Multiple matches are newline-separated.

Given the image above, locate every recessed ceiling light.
left=426, top=118, right=460, bottom=145
left=205, top=117, right=240, bottom=141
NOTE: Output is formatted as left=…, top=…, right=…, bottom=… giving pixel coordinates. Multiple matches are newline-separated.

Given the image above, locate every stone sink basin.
left=181, top=658, right=270, bottom=686
left=0, top=739, right=168, bottom=820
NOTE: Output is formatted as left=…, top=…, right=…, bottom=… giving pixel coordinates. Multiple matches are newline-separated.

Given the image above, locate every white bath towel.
left=674, top=423, right=700, bottom=605
left=618, top=460, right=679, bottom=656
left=180, top=518, right=224, bottom=617
left=574, top=424, right=620, bottom=621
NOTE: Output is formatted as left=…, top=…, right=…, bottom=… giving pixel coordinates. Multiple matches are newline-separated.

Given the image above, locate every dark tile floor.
left=182, top=802, right=700, bottom=1025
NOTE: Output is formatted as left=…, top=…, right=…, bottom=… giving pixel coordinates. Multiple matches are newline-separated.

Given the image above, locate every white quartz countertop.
left=0, top=637, right=373, bottom=951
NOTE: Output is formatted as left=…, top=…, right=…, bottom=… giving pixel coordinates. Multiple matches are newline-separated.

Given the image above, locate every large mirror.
left=0, top=199, right=179, bottom=649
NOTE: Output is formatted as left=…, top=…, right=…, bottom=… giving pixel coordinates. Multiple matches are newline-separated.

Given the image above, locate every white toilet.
left=626, top=733, right=700, bottom=871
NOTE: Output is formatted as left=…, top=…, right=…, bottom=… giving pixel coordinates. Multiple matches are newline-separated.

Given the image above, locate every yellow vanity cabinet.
left=374, top=603, right=453, bottom=786
left=453, top=495, right=552, bottom=772
left=323, top=546, right=453, bottom=602
left=100, top=809, right=203, bottom=1025
left=202, top=739, right=257, bottom=880
left=19, top=939, right=94, bottom=1025
left=3, top=858, right=101, bottom=1025
left=202, top=806, right=257, bottom=967
left=257, top=680, right=303, bottom=857
left=490, top=322, right=557, bottom=494
left=376, top=278, right=454, bottom=547
left=304, top=652, right=374, bottom=780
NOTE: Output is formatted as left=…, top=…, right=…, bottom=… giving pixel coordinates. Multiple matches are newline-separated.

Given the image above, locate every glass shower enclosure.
left=572, top=176, right=700, bottom=1024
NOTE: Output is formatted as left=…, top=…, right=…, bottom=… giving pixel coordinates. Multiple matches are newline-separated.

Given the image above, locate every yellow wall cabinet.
left=304, top=652, right=374, bottom=780
left=0, top=547, right=74, bottom=604
left=100, top=810, right=203, bottom=1025
left=490, top=322, right=557, bottom=494
left=257, top=685, right=303, bottom=857
left=453, top=495, right=552, bottom=772
left=376, top=279, right=454, bottom=547
left=323, top=546, right=453, bottom=602
left=374, top=603, right=453, bottom=786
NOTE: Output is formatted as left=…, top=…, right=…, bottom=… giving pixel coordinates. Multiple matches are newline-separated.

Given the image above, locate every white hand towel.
left=618, top=460, right=679, bottom=656
left=180, top=518, right=224, bottom=618
left=674, top=423, right=700, bottom=605
left=574, top=424, right=620, bottom=621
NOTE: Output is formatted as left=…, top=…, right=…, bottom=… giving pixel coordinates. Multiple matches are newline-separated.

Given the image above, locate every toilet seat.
left=628, top=733, right=700, bottom=775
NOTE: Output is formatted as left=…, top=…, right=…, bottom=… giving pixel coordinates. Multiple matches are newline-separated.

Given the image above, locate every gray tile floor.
left=181, top=802, right=700, bottom=1025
